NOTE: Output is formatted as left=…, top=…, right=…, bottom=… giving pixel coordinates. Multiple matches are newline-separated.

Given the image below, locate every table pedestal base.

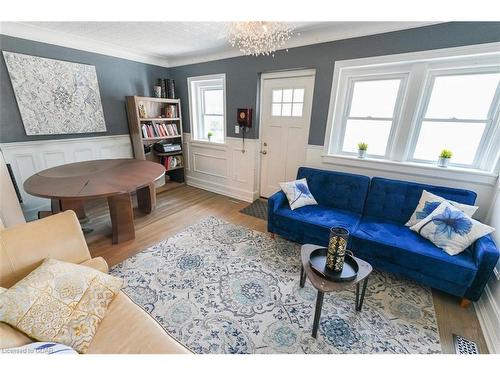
left=108, top=193, right=135, bottom=244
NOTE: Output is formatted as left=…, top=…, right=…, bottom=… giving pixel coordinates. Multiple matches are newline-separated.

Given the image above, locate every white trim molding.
left=0, top=22, right=170, bottom=67
left=475, top=285, right=500, bottom=353
left=0, top=134, right=133, bottom=220
left=184, top=133, right=259, bottom=202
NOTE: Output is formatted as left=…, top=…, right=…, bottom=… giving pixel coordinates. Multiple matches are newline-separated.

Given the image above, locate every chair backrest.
left=296, top=167, right=370, bottom=214
left=363, top=177, right=477, bottom=224
left=0, top=211, right=91, bottom=288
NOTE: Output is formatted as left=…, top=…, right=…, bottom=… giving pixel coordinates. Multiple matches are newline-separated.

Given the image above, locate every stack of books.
left=141, top=123, right=179, bottom=138
left=162, top=155, right=183, bottom=170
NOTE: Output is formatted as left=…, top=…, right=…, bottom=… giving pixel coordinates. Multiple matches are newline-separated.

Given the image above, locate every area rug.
left=110, top=217, right=441, bottom=354
left=239, top=199, right=268, bottom=220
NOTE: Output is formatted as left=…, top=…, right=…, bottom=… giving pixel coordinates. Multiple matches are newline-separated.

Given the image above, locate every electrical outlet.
left=235, top=125, right=240, bottom=134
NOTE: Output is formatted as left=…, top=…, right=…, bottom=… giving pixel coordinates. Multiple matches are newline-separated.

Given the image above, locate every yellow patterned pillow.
left=0, top=258, right=123, bottom=353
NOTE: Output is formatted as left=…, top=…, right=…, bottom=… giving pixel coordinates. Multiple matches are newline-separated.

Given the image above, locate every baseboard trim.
left=475, top=284, right=500, bottom=353
left=186, top=175, right=257, bottom=203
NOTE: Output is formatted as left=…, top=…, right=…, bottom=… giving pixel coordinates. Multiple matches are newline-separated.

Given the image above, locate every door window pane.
left=272, top=103, right=282, bottom=116
left=203, top=89, right=223, bottom=115
left=293, top=88, right=304, bottom=102
left=282, top=89, right=293, bottom=102
left=292, top=103, right=303, bottom=117
left=425, top=73, right=500, bottom=120
left=349, top=79, right=401, bottom=118
left=413, top=121, right=486, bottom=165
left=272, top=89, right=282, bottom=102
left=342, top=119, right=392, bottom=155
left=281, top=103, right=292, bottom=116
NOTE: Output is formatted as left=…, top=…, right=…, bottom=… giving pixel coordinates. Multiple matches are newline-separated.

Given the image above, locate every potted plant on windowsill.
left=207, top=131, right=213, bottom=142
left=438, top=149, right=453, bottom=167
left=357, top=142, right=368, bottom=158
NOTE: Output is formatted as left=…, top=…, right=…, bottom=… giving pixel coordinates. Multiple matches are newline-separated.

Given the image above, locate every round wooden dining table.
left=24, top=159, right=165, bottom=244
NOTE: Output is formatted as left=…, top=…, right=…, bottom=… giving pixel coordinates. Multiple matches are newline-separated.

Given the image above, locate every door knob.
left=260, top=150, right=267, bottom=155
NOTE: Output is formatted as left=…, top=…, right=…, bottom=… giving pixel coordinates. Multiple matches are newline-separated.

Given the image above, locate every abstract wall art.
left=3, top=51, right=107, bottom=135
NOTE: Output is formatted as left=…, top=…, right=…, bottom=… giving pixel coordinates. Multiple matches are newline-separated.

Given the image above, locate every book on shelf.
left=161, top=155, right=183, bottom=171
left=141, top=122, right=179, bottom=139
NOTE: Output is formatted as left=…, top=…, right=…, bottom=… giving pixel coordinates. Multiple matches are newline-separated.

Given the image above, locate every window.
left=272, top=88, right=304, bottom=117
left=326, top=44, right=500, bottom=171
left=341, top=77, right=404, bottom=156
left=411, top=71, right=500, bottom=166
left=188, top=74, right=226, bottom=143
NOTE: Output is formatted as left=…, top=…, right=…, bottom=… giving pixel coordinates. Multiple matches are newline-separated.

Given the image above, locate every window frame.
left=407, top=66, right=500, bottom=169
left=324, top=43, right=500, bottom=173
left=337, top=73, right=408, bottom=158
left=187, top=73, right=227, bottom=144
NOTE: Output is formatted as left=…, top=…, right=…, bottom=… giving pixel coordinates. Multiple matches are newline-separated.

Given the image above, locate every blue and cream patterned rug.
left=110, top=216, right=441, bottom=354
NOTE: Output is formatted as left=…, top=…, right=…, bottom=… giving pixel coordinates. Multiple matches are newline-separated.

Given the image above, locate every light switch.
left=235, top=125, right=240, bottom=134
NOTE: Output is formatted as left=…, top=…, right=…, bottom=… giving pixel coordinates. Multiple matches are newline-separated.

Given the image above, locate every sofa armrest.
left=80, top=257, right=109, bottom=274
left=268, top=191, right=288, bottom=214
left=1, top=211, right=91, bottom=288
left=464, top=234, right=500, bottom=301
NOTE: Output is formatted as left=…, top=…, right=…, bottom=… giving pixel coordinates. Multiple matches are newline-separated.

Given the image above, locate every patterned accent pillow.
left=406, top=190, right=478, bottom=227
left=0, top=258, right=123, bottom=353
left=279, top=178, right=318, bottom=210
left=410, top=201, right=494, bottom=256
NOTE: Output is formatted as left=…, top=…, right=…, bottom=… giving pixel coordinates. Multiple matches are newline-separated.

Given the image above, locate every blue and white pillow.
left=406, top=190, right=478, bottom=227
left=410, top=201, right=494, bottom=256
left=279, top=178, right=318, bottom=210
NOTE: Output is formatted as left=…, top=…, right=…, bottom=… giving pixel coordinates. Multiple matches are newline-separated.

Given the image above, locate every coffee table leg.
left=312, top=291, right=324, bottom=338
left=355, top=277, right=369, bottom=312
left=137, top=183, right=156, bottom=214
left=108, top=193, right=135, bottom=244
left=300, top=265, right=306, bottom=288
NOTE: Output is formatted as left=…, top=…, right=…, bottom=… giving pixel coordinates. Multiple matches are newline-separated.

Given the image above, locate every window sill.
left=189, top=139, right=228, bottom=149
left=320, top=153, right=498, bottom=186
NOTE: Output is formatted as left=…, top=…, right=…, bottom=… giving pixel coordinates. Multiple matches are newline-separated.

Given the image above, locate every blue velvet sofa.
left=268, top=167, right=499, bottom=302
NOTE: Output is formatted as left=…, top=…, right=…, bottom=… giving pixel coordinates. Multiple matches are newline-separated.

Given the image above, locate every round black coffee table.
left=300, top=244, right=373, bottom=338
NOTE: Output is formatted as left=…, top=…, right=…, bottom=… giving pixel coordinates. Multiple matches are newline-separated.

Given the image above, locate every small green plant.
left=357, top=142, right=368, bottom=151
left=439, top=149, right=453, bottom=159
left=207, top=131, right=213, bottom=138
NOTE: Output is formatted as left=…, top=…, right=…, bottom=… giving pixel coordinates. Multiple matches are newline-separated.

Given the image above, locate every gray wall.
left=170, top=22, right=500, bottom=144
left=0, top=34, right=169, bottom=143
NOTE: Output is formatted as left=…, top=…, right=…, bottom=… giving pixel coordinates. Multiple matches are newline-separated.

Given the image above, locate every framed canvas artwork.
left=2, top=51, right=107, bottom=135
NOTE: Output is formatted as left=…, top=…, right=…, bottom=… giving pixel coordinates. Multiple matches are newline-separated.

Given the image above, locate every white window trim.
left=187, top=73, right=227, bottom=144
left=323, top=42, right=500, bottom=175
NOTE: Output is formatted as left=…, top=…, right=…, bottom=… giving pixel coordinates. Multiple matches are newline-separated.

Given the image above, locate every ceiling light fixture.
left=226, top=22, right=296, bottom=57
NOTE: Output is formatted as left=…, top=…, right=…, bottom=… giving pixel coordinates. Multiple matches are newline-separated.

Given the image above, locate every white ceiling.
left=0, top=21, right=438, bottom=67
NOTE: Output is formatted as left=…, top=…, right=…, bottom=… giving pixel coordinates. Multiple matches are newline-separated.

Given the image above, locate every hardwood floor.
left=84, top=185, right=488, bottom=354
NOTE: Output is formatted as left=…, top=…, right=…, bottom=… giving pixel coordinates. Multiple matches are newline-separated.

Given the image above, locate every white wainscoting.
left=183, top=133, right=259, bottom=202
left=0, top=134, right=133, bottom=220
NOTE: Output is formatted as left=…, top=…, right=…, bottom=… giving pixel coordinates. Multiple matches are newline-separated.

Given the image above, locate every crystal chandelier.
left=226, top=22, right=295, bottom=57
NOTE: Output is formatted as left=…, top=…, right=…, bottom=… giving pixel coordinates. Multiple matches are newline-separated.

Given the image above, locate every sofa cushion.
left=351, top=216, right=477, bottom=287
left=363, top=177, right=477, bottom=224
left=273, top=205, right=361, bottom=246
left=86, top=292, right=191, bottom=354
left=297, top=167, right=370, bottom=214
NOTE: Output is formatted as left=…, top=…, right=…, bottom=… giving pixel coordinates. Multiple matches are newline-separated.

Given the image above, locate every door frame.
left=257, top=68, right=317, bottom=198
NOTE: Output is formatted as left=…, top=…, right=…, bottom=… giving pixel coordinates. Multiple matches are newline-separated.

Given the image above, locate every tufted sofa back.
left=297, top=167, right=370, bottom=214
left=363, top=177, right=477, bottom=224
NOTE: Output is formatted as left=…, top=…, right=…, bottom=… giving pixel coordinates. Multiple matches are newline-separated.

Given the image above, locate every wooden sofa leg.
left=270, top=233, right=275, bottom=239
left=459, top=298, right=471, bottom=308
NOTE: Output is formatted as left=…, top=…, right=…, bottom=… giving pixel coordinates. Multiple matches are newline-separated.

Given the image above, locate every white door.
left=259, top=70, right=316, bottom=198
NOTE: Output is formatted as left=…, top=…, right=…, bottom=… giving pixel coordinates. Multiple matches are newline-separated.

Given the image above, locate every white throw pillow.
left=279, top=178, right=318, bottom=210
left=406, top=190, right=478, bottom=227
left=410, top=201, right=494, bottom=256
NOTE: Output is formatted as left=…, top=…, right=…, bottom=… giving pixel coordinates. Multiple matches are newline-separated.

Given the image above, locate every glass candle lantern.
left=326, top=227, right=349, bottom=273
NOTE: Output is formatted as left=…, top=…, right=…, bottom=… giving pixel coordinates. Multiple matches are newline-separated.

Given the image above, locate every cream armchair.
left=0, top=211, right=191, bottom=354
